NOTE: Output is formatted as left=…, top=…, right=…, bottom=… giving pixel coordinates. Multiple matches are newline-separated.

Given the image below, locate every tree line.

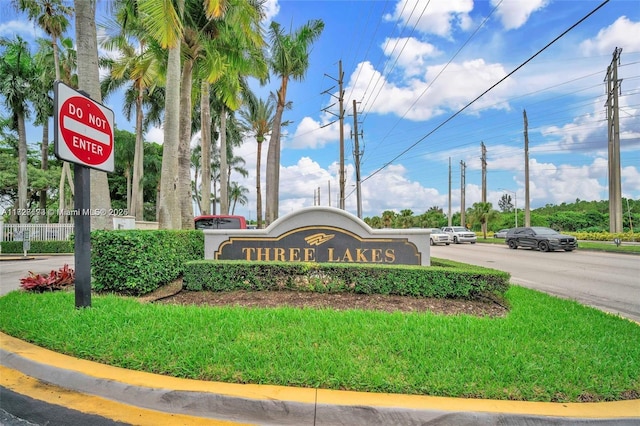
left=1, top=0, right=324, bottom=230
left=364, top=197, right=639, bottom=236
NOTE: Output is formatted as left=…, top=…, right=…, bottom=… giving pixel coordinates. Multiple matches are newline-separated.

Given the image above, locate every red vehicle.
left=194, top=215, right=247, bottom=230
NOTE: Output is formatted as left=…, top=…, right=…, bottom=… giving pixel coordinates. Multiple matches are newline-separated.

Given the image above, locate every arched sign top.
left=203, top=206, right=432, bottom=266
left=54, top=81, right=115, bottom=172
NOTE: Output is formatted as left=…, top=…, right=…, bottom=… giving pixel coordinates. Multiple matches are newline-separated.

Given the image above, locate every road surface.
left=431, top=242, right=640, bottom=322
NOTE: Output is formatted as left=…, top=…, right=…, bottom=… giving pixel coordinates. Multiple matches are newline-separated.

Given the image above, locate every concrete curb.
left=1, top=333, right=638, bottom=425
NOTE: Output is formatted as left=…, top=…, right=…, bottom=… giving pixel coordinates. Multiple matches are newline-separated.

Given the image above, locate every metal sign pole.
left=74, top=163, right=91, bottom=308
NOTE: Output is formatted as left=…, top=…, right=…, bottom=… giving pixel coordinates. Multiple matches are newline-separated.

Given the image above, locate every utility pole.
left=351, top=100, right=363, bottom=218
left=322, top=60, right=345, bottom=210
left=481, top=142, right=487, bottom=203
left=338, top=60, right=345, bottom=210
left=460, top=160, right=466, bottom=227
left=606, top=47, right=623, bottom=233
left=448, top=157, right=452, bottom=226
left=523, top=109, right=530, bottom=227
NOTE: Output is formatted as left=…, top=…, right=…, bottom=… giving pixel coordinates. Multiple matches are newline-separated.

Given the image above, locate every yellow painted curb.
left=0, top=366, right=251, bottom=425
left=2, top=332, right=639, bottom=419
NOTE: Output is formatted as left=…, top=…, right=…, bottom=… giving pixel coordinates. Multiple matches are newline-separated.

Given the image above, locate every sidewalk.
left=1, top=333, right=638, bottom=425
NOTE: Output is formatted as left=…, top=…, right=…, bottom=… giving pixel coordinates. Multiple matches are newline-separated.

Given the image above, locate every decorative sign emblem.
left=54, top=81, right=115, bottom=172
left=304, top=233, right=335, bottom=246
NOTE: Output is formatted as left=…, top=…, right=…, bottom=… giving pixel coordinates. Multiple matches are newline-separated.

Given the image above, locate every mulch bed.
left=146, top=279, right=509, bottom=317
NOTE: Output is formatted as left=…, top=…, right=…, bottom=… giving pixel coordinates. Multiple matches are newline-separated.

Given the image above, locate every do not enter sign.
left=55, top=81, right=115, bottom=172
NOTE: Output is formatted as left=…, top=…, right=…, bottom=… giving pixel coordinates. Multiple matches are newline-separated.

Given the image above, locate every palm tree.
left=239, top=95, right=275, bottom=228
left=228, top=181, right=248, bottom=215
left=142, top=141, right=163, bottom=221
left=113, top=129, right=136, bottom=212
left=199, top=80, right=212, bottom=215
left=381, top=210, right=395, bottom=228
left=190, top=143, right=203, bottom=214
left=178, top=0, right=265, bottom=227
left=139, top=0, right=183, bottom=229
left=13, top=0, right=75, bottom=224
left=399, top=209, right=414, bottom=228
left=0, top=37, right=37, bottom=224
left=468, top=202, right=499, bottom=239
left=32, top=38, right=56, bottom=219
left=265, top=19, right=324, bottom=225
left=226, top=153, right=248, bottom=189
left=205, top=4, right=267, bottom=217
left=101, top=2, right=163, bottom=221
left=74, top=0, right=113, bottom=230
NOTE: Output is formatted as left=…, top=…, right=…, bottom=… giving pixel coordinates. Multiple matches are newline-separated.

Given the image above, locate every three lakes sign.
left=203, top=206, right=432, bottom=266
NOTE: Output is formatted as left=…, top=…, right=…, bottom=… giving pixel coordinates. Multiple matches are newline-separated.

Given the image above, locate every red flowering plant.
left=19, top=264, right=75, bottom=292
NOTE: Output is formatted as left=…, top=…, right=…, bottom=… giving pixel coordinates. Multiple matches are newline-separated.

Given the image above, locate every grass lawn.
left=1, top=284, right=638, bottom=403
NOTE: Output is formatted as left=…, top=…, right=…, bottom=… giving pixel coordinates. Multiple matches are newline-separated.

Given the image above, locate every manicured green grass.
left=1, top=285, right=638, bottom=402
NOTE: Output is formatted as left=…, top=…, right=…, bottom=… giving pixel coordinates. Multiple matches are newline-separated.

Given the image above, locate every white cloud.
left=289, top=116, right=345, bottom=149
left=262, top=0, right=280, bottom=23
left=348, top=58, right=513, bottom=122
left=522, top=158, right=605, bottom=206
left=622, top=164, right=640, bottom=196
left=144, top=126, right=164, bottom=145
left=0, top=19, right=42, bottom=39
left=491, top=0, right=549, bottom=31
left=580, top=16, right=640, bottom=56
left=385, top=0, right=474, bottom=38
left=381, top=37, right=441, bottom=77
left=356, top=164, right=448, bottom=215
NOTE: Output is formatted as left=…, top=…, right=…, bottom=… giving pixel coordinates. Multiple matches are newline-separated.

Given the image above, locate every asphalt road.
left=430, top=242, right=640, bottom=323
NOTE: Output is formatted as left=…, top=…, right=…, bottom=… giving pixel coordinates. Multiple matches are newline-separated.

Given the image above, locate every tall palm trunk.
left=219, top=107, right=229, bottom=215
left=178, top=59, right=194, bottom=229
left=17, top=111, right=28, bottom=225
left=265, top=77, right=288, bottom=225
left=256, top=136, right=263, bottom=228
left=158, top=44, right=182, bottom=229
left=200, top=81, right=211, bottom=215
left=58, top=162, right=73, bottom=223
left=75, top=0, right=112, bottom=231
left=50, top=27, right=73, bottom=225
left=39, top=120, right=48, bottom=222
left=125, top=168, right=131, bottom=212
left=131, top=86, right=144, bottom=220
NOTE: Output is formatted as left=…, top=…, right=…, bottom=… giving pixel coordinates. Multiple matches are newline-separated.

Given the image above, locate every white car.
left=426, top=228, right=451, bottom=246
left=441, top=226, right=477, bottom=244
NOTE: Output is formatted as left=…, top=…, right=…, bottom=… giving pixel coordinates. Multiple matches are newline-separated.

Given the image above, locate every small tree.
left=469, top=202, right=499, bottom=238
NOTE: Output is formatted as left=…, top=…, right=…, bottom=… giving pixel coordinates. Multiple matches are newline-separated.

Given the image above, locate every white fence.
left=0, top=222, right=74, bottom=242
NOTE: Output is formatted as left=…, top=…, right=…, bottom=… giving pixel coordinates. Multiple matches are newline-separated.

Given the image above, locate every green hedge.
left=183, top=260, right=510, bottom=300
left=92, top=230, right=204, bottom=296
left=1, top=240, right=73, bottom=254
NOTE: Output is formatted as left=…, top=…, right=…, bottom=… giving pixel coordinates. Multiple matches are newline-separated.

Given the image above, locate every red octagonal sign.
left=55, top=81, right=114, bottom=172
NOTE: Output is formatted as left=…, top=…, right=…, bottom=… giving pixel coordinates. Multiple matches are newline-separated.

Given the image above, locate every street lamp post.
left=500, top=189, right=517, bottom=228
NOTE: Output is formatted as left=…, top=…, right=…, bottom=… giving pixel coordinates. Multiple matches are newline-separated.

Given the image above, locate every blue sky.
left=3, top=0, right=639, bottom=221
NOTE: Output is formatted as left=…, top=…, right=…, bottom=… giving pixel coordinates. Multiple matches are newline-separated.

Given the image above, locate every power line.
left=359, top=0, right=612, bottom=186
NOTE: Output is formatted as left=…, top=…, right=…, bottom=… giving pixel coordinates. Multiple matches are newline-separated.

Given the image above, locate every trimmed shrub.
left=92, top=230, right=203, bottom=296
left=1, top=240, right=73, bottom=254
left=183, top=260, right=510, bottom=300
